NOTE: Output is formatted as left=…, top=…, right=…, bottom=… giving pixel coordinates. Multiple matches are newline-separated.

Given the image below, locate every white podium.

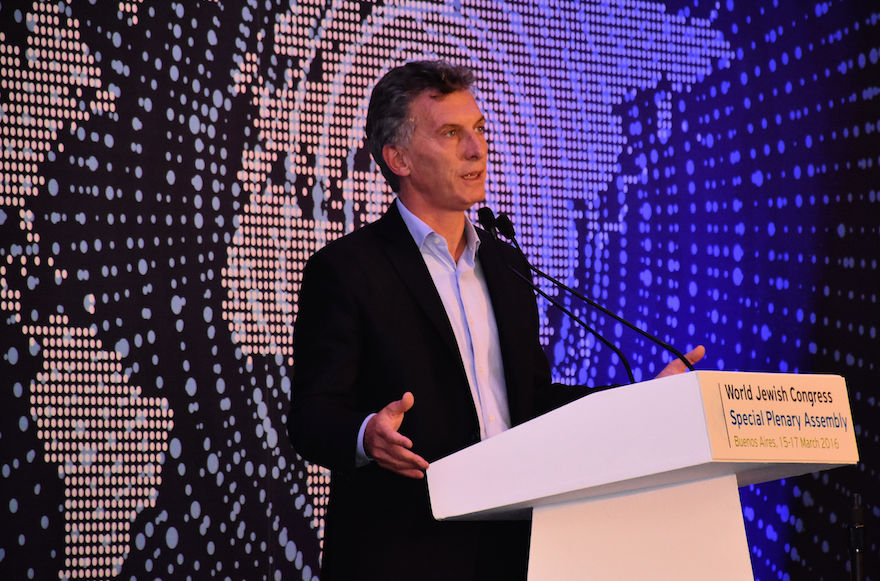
left=426, top=371, right=859, bottom=580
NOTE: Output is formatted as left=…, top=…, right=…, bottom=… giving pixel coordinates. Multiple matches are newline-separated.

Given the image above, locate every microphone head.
left=496, top=213, right=516, bottom=239
left=477, top=207, right=498, bottom=239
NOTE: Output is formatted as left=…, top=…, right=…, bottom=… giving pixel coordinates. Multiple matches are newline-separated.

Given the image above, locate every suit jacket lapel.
left=374, top=204, right=463, bottom=363
left=374, top=204, right=533, bottom=424
left=475, top=229, right=530, bottom=415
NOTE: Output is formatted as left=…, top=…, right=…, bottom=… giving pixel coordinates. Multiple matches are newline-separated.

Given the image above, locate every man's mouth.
left=462, top=171, right=482, bottom=180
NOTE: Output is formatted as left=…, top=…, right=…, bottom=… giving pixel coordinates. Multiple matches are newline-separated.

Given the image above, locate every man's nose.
left=462, top=129, right=486, bottom=159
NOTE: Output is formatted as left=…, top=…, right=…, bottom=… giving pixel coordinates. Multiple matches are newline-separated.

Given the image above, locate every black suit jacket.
left=288, top=204, right=584, bottom=580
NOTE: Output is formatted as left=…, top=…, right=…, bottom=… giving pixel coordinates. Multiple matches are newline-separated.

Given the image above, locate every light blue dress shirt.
left=356, top=199, right=511, bottom=465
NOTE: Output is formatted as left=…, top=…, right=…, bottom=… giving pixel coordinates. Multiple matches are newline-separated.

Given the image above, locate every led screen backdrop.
left=1, top=0, right=877, bottom=579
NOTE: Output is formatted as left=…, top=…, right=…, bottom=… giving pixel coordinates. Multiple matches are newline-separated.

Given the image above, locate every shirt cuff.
left=355, top=413, right=376, bottom=467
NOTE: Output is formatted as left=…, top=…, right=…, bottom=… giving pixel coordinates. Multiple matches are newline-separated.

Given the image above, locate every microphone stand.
left=479, top=206, right=634, bottom=383
left=849, top=492, right=865, bottom=581
left=494, top=212, right=695, bottom=373
left=506, top=266, right=635, bottom=384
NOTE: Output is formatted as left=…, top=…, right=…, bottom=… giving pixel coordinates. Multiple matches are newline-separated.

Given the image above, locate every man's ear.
left=382, top=144, right=411, bottom=177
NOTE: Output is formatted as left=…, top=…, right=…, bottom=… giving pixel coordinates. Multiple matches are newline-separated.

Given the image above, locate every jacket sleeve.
left=287, top=248, right=367, bottom=472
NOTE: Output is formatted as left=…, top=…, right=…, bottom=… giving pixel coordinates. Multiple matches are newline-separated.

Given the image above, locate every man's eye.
left=476, top=125, right=486, bottom=135
left=444, top=129, right=457, bottom=137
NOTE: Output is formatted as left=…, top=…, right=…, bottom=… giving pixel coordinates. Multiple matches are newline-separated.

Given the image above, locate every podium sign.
left=703, top=371, right=855, bottom=462
left=426, top=371, right=858, bottom=580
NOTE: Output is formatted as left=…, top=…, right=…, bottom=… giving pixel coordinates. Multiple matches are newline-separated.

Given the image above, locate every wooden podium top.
left=427, top=370, right=858, bottom=521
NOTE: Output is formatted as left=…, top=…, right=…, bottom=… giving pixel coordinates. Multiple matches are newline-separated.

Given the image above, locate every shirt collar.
left=396, top=198, right=480, bottom=261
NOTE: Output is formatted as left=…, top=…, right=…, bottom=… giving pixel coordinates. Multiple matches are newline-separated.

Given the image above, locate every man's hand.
left=364, top=392, right=429, bottom=479
left=654, top=345, right=706, bottom=379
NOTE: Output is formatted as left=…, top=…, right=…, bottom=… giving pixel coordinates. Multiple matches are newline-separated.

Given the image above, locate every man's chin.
left=469, top=188, right=487, bottom=205
left=463, top=194, right=487, bottom=210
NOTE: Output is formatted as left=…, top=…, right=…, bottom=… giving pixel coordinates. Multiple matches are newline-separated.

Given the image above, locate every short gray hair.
left=365, top=60, right=475, bottom=192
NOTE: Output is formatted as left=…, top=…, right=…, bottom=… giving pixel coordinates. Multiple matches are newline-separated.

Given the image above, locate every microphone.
left=494, top=211, right=695, bottom=373
left=477, top=206, right=498, bottom=239
left=494, top=214, right=520, bottom=250
left=478, top=207, right=634, bottom=383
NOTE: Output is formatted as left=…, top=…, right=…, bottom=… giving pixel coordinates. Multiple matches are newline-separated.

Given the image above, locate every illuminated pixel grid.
left=1, top=1, right=878, bottom=580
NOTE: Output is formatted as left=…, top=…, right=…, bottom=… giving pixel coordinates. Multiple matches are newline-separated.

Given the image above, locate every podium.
left=426, top=371, right=859, bottom=580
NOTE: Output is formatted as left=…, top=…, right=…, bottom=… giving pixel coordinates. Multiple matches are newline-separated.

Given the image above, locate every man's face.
left=391, top=89, right=488, bottom=215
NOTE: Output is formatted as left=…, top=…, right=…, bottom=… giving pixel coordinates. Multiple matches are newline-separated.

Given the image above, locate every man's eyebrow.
left=437, top=116, right=486, bottom=129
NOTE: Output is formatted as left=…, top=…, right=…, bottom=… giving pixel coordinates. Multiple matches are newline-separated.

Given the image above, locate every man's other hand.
left=655, top=345, right=706, bottom=379
left=364, top=392, right=430, bottom=479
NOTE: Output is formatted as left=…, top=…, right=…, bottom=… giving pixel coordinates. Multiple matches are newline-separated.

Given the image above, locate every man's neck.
left=398, top=194, right=468, bottom=262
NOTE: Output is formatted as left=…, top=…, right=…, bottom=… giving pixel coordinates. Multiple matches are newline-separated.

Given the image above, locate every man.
left=288, top=60, right=704, bottom=580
